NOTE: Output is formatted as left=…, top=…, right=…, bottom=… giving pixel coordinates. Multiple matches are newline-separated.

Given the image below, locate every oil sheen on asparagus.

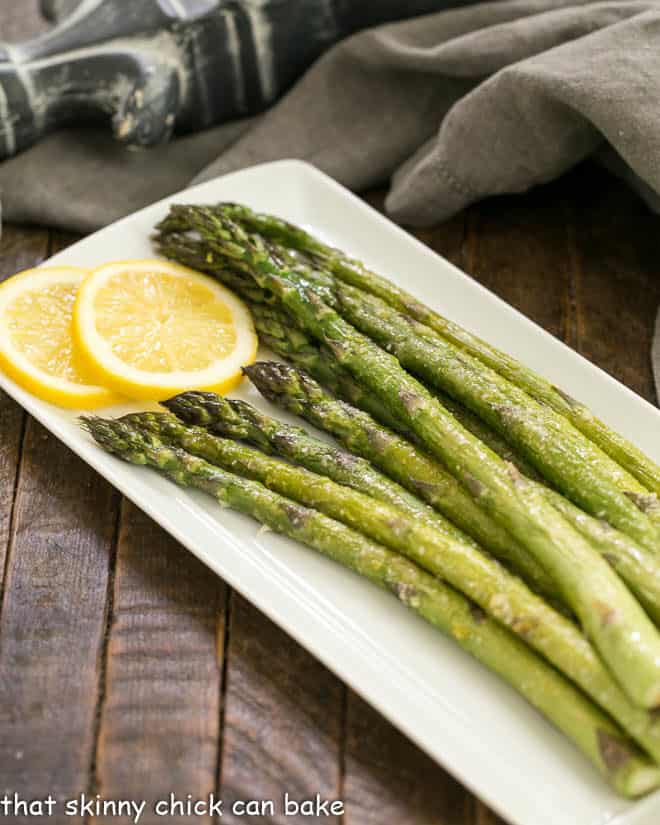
left=81, top=415, right=660, bottom=798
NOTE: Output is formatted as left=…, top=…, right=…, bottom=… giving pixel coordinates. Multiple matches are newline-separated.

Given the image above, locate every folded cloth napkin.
left=1, top=0, right=659, bottom=395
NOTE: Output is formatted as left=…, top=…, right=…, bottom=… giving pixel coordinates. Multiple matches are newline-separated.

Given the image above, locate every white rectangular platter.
left=2, top=160, right=659, bottom=825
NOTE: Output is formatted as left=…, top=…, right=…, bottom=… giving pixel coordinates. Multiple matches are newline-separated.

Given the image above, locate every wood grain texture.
left=0, top=226, right=49, bottom=597
left=0, top=419, right=119, bottom=824
left=343, top=694, right=473, bottom=825
left=567, top=164, right=660, bottom=404
left=0, top=227, right=118, bottom=824
left=465, top=179, right=569, bottom=339
left=219, top=593, right=344, bottom=824
left=93, top=500, right=226, bottom=825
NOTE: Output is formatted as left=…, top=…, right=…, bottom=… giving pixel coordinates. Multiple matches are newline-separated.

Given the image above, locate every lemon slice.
left=0, top=267, right=118, bottom=409
left=73, top=259, right=257, bottom=401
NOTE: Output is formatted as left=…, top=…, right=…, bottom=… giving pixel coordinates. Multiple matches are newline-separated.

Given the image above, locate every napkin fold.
left=1, top=0, right=659, bottom=395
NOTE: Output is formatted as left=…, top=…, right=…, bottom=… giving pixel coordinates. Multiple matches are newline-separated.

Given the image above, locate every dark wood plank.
left=567, top=164, right=660, bottom=403
left=343, top=694, right=472, bottom=825
left=0, top=420, right=119, bottom=823
left=465, top=179, right=570, bottom=338
left=219, top=593, right=344, bottom=824
left=94, top=501, right=226, bottom=824
left=0, top=226, right=50, bottom=597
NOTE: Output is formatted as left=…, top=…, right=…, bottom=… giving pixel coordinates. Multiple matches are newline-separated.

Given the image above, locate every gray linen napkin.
left=1, top=0, right=659, bottom=395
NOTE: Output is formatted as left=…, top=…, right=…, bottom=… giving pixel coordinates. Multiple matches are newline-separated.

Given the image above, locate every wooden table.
left=1, top=163, right=659, bottom=825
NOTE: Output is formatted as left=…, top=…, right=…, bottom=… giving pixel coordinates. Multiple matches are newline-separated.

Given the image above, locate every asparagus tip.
left=79, top=415, right=124, bottom=453
left=80, top=414, right=160, bottom=458
left=163, top=390, right=230, bottom=426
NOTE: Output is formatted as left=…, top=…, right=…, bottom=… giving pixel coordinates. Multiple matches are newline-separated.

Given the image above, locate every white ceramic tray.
left=2, top=161, right=659, bottom=825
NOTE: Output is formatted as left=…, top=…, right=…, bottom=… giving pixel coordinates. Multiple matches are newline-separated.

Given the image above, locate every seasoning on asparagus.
left=163, top=392, right=447, bottom=533
left=220, top=201, right=660, bottom=498
left=246, top=361, right=660, bottom=709
left=328, top=280, right=660, bottom=549
left=157, top=205, right=660, bottom=547
left=80, top=414, right=660, bottom=797
left=250, top=301, right=416, bottom=436
left=157, top=206, right=660, bottom=709
left=238, top=307, right=660, bottom=621
left=250, top=299, right=536, bottom=470
left=133, top=403, right=660, bottom=761
left=244, top=363, right=556, bottom=597
left=165, top=390, right=560, bottom=599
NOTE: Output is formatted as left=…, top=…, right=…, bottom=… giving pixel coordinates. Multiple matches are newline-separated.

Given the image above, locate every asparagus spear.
left=157, top=206, right=660, bottom=547
left=80, top=415, right=660, bottom=794
left=158, top=209, right=660, bottom=708
left=329, top=280, right=660, bottom=549
left=220, top=202, right=660, bottom=498
left=166, top=388, right=660, bottom=626
left=140, top=402, right=660, bottom=759
left=251, top=299, right=539, bottom=474
left=163, top=392, right=450, bottom=531
left=245, top=366, right=660, bottom=707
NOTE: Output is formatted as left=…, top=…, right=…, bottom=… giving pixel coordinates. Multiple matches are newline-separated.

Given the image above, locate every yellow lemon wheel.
left=73, top=259, right=258, bottom=401
left=0, top=267, right=119, bottom=409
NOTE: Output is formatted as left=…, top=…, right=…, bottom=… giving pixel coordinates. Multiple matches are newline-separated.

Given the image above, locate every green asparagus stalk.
left=541, top=488, right=660, bottom=624
left=220, top=202, right=660, bottom=498
left=245, top=360, right=660, bottom=708
left=165, top=388, right=660, bottom=625
left=144, top=401, right=660, bottom=759
left=252, top=299, right=538, bottom=474
left=165, top=389, right=557, bottom=600
left=163, top=392, right=449, bottom=531
left=81, top=414, right=660, bottom=789
left=157, top=207, right=660, bottom=548
left=158, top=208, right=660, bottom=708
left=420, top=388, right=543, bottom=479
left=329, top=280, right=660, bottom=550
left=250, top=301, right=417, bottom=437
